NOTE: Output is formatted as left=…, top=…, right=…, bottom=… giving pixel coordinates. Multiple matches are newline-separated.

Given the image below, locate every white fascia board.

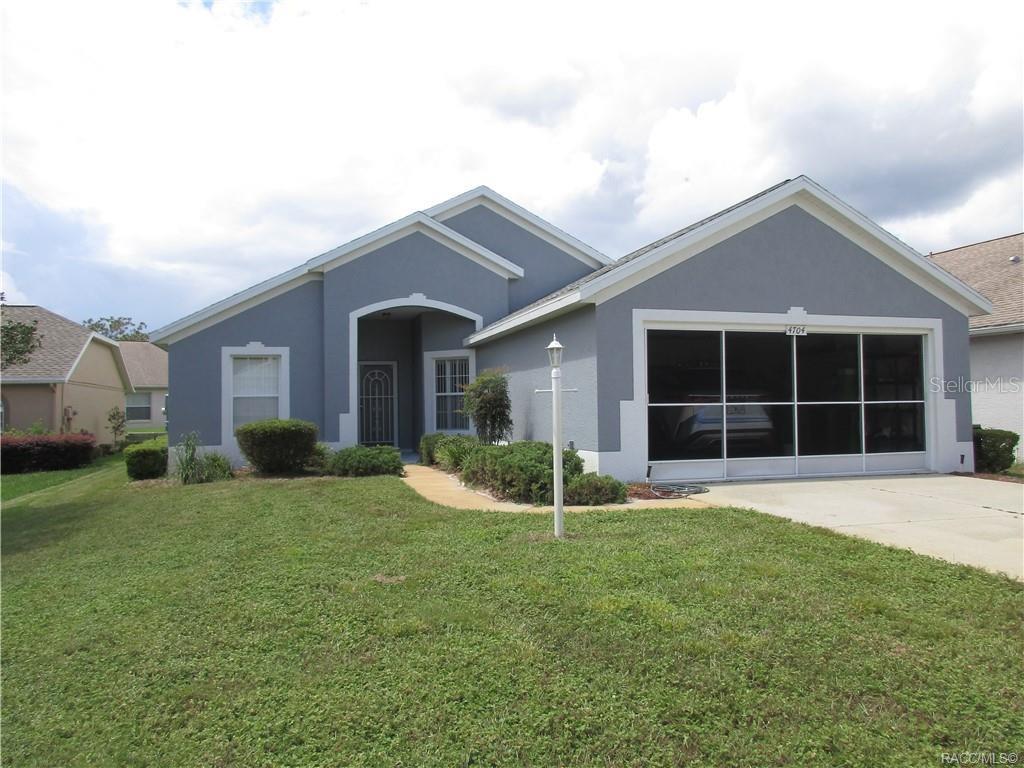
left=1, top=377, right=65, bottom=384
left=150, top=264, right=317, bottom=345
left=970, top=323, right=1024, bottom=337
left=464, top=290, right=583, bottom=346
left=426, top=185, right=613, bottom=269
left=307, top=212, right=524, bottom=279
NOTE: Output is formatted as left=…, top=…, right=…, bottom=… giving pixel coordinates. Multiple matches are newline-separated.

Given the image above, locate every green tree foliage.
left=462, top=368, right=513, bottom=445
left=1, top=316, right=42, bottom=369
left=82, top=316, right=149, bottom=341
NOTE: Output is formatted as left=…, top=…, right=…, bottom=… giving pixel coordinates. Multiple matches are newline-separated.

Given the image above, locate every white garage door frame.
left=600, top=307, right=960, bottom=483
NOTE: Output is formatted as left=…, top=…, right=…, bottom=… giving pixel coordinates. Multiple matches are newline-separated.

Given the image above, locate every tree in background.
left=462, top=368, right=513, bottom=445
left=83, top=316, right=149, bottom=341
left=107, top=407, right=127, bottom=448
left=1, top=305, right=43, bottom=369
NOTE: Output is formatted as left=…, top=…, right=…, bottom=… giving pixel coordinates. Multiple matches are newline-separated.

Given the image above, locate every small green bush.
left=418, top=433, right=445, bottom=465
left=435, top=434, right=479, bottom=473
left=235, top=419, right=318, bottom=474
left=973, top=426, right=1020, bottom=473
left=199, top=452, right=233, bottom=482
left=306, top=442, right=333, bottom=475
left=565, top=473, right=628, bottom=506
left=125, top=437, right=168, bottom=480
left=328, top=445, right=404, bottom=477
left=459, top=441, right=584, bottom=504
left=461, top=444, right=507, bottom=489
left=462, top=369, right=513, bottom=444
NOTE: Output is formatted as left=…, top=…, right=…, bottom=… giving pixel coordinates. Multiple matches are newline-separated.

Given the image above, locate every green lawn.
left=2, top=464, right=1022, bottom=766
left=0, top=453, right=125, bottom=502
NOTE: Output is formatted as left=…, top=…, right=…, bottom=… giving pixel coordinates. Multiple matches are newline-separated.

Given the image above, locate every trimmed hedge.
left=565, top=472, right=628, bottom=506
left=973, top=426, right=1020, bottom=473
left=235, top=419, right=318, bottom=474
left=328, top=445, right=404, bottom=477
left=418, top=433, right=445, bottom=466
left=0, top=433, right=96, bottom=474
left=125, top=437, right=168, bottom=480
left=435, top=434, right=479, bottom=473
left=460, top=441, right=584, bottom=504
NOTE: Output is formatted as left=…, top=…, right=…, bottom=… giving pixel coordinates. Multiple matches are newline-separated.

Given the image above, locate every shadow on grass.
left=1, top=500, right=106, bottom=557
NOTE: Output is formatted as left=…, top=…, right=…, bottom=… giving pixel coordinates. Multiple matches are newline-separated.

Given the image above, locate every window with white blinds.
left=232, top=356, right=281, bottom=428
left=125, top=392, right=151, bottom=421
left=434, top=357, right=469, bottom=431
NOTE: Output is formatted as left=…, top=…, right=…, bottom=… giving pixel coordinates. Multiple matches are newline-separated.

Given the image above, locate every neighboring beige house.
left=0, top=305, right=133, bottom=445
left=931, top=233, right=1024, bottom=459
left=119, top=341, right=168, bottom=430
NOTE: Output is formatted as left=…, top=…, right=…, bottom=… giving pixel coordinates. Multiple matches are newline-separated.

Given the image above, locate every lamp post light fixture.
left=547, top=334, right=565, bottom=539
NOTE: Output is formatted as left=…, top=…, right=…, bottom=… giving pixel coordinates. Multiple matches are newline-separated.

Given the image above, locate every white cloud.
left=2, top=0, right=1021, bottom=313
left=1, top=270, right=30, bottom=304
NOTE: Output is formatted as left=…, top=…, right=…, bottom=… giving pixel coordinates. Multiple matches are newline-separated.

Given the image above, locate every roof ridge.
left=928, top=232, right=1024, bottom=256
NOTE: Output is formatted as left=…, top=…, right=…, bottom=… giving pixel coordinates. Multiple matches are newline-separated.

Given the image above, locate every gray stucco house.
left=151, top=176, right=992, bottom=481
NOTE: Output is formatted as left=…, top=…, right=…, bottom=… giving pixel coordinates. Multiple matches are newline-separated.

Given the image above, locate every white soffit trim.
left=425, top=185, right=614, bottom=269
left=306, top=212, right=524, bottom=279
left=465, top=176, right=994, bottom=345
left=151, top=213, right=522, bottom=345
left=971, top=323, right=1024, bottom=337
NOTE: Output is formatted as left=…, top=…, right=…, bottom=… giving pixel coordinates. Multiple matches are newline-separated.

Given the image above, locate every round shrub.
left=199, top=452, right=233, bottom=482
left=328, top=445, right=404, bottom=477
left=461, top=444, right=507, bottom=489
left=488, top=441, right=584, bottom=504
left=418, top=433, right=445, bottom=465
left=1, top=433, right=97, bottom=474
left=973, top=426, right=1020, bottom=473
left=565, top=473, right=628, bottom=506
left=125, top=437, right=168, bottom=480
left=235, top=419, right=318, bottom=474
left=435, top=434, right=479, bottom=473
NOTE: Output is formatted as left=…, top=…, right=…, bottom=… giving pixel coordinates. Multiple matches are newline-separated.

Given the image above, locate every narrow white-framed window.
left=221, top=344, right=290, bottom=447
left=125, top=392, right=152, bottom=421
left=423, top=349, right=476, bottom=434
left=232, top=356, right=281, bottom=428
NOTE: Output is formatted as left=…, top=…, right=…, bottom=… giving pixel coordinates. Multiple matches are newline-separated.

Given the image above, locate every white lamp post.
left=547, top=334, right=565, bottom=539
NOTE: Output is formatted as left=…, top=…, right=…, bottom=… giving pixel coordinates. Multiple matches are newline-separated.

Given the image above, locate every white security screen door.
left=359, top=362, right=397, bottom=445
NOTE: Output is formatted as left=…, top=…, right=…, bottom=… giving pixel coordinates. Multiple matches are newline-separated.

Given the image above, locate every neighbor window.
left=435, top=357, right=469, bottom=431
left=125, top=392, right=151, bottom=421
left=232, top=356, right=281, bottom=429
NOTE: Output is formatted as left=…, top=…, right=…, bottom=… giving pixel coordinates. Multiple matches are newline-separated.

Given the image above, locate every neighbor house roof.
left=928, top=233, right=1023, bottom=335
left=118, top=341, right=168, bottom=388
left=465, top=175, right=994, bottom=345
left=0, top=305, right=133, bottom=388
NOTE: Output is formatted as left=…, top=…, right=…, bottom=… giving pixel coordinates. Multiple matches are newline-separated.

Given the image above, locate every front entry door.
left=359, top=362, right=397, bottom=446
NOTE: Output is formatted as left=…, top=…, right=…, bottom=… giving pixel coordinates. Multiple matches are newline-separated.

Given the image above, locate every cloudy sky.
left=2, top=0, right=1021, bottom=330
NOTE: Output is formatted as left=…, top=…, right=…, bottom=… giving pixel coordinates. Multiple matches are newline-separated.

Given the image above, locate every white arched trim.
left=339, top=294, right=484, bottom=445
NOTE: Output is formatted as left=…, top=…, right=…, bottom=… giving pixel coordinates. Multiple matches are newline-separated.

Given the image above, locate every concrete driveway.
left=701, top=474, right=1023, bottom=580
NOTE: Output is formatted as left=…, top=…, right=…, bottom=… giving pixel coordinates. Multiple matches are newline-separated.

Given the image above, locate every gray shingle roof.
left=118, top=341, right=168, bottom=388
left=0, top=305, right=94, bottom=380
left=929, top=233, right=1023, bottom=331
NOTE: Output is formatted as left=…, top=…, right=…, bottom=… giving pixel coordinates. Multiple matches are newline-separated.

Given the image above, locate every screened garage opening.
left=646, top=328, right=927, bottom=479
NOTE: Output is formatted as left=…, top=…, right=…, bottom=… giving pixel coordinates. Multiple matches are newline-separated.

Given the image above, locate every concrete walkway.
left=401, top=464, right=711, bottom=513
left=700, top=474, right=1023, bottom=580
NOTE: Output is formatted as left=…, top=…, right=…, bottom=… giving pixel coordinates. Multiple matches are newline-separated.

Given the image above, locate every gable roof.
left=151, top=207, right=526, bottom=345
left=928, top=233, right=1023, bottom=334
left=466, top=176, right=995, bottom=345
left=425, top=185, right=613, bottom=269
left=0, top=305, right=132, bottom=388
left=119, top=341, right=169, bottom=388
